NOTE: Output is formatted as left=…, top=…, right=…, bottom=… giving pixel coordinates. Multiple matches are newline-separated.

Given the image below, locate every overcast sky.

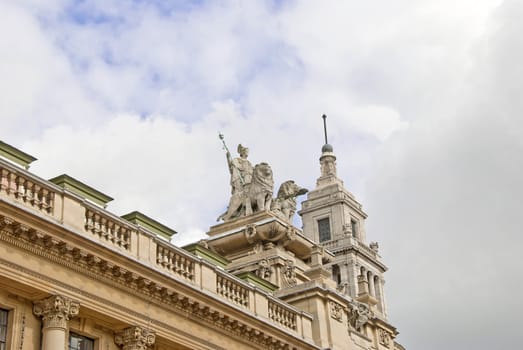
left=1, top=0, right=521, bottom=349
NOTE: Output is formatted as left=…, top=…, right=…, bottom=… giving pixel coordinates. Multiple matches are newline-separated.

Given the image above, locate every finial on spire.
left=322, top=114, right=328, bottom=145
left=321, top=114, right=333, bottom=153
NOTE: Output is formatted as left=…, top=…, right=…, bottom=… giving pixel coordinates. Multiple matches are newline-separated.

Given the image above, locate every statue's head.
left=237, top=144, right=249, bottom=158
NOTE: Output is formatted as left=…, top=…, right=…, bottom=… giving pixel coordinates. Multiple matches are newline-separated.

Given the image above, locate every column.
left=115, top=326, right=156, bottom=350
left=33, top=295, right=80, bottom=350
left=368, top=272, right=375, bottom=297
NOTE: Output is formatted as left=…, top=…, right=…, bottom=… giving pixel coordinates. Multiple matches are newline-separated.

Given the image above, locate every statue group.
left=217, top=141, right=308, bottom=223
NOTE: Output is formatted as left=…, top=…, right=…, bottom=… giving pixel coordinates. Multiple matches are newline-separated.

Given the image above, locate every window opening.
left=69, top=333, right=94, bottom=350
left=318, top=218, right=331, bottom=242
left=0, top=309, right=8, bottom=350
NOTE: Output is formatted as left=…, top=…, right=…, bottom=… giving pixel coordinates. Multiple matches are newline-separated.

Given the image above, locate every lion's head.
left=251, top=162, right=274, bottom=190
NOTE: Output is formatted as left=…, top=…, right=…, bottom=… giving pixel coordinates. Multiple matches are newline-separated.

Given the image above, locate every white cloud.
left=1, top=0, right=520, bottom=349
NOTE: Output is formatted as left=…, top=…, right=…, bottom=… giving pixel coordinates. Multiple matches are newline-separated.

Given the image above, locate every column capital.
left=115, top=326, right=155, bottom=350
left=33, top=295, right=80, bottom=329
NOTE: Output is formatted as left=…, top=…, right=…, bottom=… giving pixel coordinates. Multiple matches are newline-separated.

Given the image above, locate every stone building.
left=0, top=139, right=405, bottom=350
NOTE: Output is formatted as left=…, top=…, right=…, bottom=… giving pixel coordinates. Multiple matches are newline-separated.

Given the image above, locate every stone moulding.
left=0, top=213, right=318, bottom=350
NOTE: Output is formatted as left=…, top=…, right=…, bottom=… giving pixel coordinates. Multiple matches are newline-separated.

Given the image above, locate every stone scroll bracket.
left=115, top=326, right=156, bottom=350
left=33, top=295, right=80, bottom=329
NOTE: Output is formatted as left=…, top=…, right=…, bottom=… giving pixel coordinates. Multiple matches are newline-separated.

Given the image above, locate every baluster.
left=156, top=246, right=163, bottom=264
left=46, top=191, right=54, bottom=213
left=0, top=169, right=8, bottom=192
left=93, top=214, right=101, bottom=234
left=32, top=184, right=41, bottom=207
left=106, top=220, right=114, bottom=242
left=40, top=188, right=49, bottom=210
left=100, top=217, right=107, bottom=239
left=25, top=180, right=34, bottom=203
left=85, top=210, right=93, bottom=230
left=217, top=276, right=223, bottom=295
left=8, top=173, right=16, bottom=195
left=16, top=177, right=25, bottom=199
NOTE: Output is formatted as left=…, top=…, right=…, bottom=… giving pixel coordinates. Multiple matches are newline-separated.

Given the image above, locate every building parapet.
left=0, top=157, right=315, bottom=344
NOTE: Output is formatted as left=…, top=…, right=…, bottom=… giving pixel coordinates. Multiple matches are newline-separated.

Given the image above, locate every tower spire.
left=321, top=114, right=334, bottom=153
left=322, top=114, right=328, bottom=145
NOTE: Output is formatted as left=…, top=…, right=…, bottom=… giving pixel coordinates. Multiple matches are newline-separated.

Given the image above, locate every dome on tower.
left=321, top=143, right=333, bottom=153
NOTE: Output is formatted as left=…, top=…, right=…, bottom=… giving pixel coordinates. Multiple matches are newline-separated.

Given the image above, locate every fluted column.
left=33, top=295, right=80, bottom=350
left=115, top=326, right=156, bottom=350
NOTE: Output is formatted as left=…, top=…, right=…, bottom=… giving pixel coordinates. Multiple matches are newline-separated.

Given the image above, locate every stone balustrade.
left=84, top=207, right=132, bottom=251
left=0, top=157, right=313, bottom=340
left=268, top=300, right=298, bottom=331
left=156, top=242, right=195, bottom=282
left=216, top=275, right=250, bottom=308
left=0, top=164, right=55, bottom=215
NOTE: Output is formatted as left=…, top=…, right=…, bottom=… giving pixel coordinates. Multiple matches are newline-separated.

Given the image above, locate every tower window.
left=332, top=264, right=341, bottom=285
left=351, top=219, right=358, bottom=238
left=69, top=333, right=94, bottom=350
left=318, top=218, right=331, bottom=242
left=0, top=309, right=8, bottom=350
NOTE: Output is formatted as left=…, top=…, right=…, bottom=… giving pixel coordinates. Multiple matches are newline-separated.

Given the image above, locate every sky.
left=1, top=0, right=521, bottom=348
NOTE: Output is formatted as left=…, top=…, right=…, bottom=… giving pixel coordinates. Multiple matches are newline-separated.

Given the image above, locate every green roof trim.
left=183, top=243, right=229, bottom=267
left=235, top=272, right=278, bottom=292
left=49, top=174, right=113, bottom=207
left=121, top=211, right=177, bottom=239
left=0, top=141, right=37, bottom=169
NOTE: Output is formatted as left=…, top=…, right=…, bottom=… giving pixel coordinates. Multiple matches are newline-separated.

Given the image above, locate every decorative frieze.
left=347, top=301, right=371, bottom=332
left=329, top=301, right=343, bottom=322
left=33, top=295, right=80, bottom=329
left=378, top=328, right=391, bottom=347
left=115, top=326, right=156, bottom=350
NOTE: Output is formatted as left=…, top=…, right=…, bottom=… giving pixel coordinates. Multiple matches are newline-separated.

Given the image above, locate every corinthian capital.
left=115, top=326, right=155, bottom=350
left=33, top=295, right=80, bottom=329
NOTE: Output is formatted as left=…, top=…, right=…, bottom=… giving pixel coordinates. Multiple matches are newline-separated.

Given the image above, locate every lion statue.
left=217, top=162, right=274, bottom=221
left=271, top=180, right=308, bottom=222
left=245, top=162, right=274, bottom=215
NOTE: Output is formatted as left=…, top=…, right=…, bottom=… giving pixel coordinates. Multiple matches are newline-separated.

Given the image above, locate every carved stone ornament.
left=329, top=301, right=343, bottom=322
left=369, top=241, right=379, bottom=253
left=336, top=281, right=350, bottom=295
left=378, top=328, right=391, bottom=346
left=256, top=259, right=273, bottom=279
left=281, top=259, right=297, bottom=287
left=347, top=301, right=371, bottom=332
left=33, top=295, right=80, bottom=329
left=245, top=223, right=297, bottom=247
left=115, top=326, right=156, bottom=350
left=270, top=180, right=308, bottom=223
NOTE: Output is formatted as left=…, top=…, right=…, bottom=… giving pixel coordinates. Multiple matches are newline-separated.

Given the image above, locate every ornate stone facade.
left=0, top=140, right=405, bottom=350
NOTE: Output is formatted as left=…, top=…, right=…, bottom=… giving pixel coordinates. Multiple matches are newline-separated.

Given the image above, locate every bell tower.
left=299, top=115, right=389, bottom=318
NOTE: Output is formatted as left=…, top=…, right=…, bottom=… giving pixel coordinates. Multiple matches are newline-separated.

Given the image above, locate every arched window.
left=367, top=271, right=375, bottom=296
left=332, top=264, right=341, bottom=285
left=374, top=275, right=383, bottom=312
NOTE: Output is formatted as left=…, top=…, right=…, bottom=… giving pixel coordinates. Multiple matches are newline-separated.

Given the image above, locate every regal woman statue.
left=227, top=144, right=253, bottom=195
left=217, top=144, right=254, bottom=221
